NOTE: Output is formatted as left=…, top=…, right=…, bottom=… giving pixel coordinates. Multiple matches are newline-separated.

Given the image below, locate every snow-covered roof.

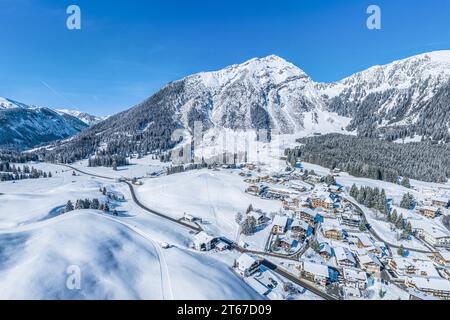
left=319, top=243, right=333, bottom=256
left=357, top=234, right=374, bottom=247
left=291, top=219, right=309, bottom=230
left=246, top=277, right=269, bottom=295
left=193, top=231, right=215, bottom=244
left=248, top=211, right=264, bottom=221
left=410, top=220, right=449, bottom=239
left=343, top=268, right=367, bottom=282
left=433, top=197, right=449, bottom=203
left=303, top=261, right=329, bottom=278
left=392, top=257, right=440, bottom=277
left=273, top=215, right=288, bottom=227
left=438, top=250, right=450, bottom=261
left=216, top=241, right=228, bottom=250
left=335, top=247, right=356, bottom=265
left=358, top=253, right=382, bottom=267
left=299, top=208, right=315, bottom=217
left=236, top=253, right=259, bottom=270
left=408, top=276, right=450, bottom=292
left=421, top=206, right=439, bottom=212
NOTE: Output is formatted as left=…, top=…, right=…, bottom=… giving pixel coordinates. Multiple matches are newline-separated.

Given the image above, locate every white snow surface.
left=0, top=163, right=262, bottom=300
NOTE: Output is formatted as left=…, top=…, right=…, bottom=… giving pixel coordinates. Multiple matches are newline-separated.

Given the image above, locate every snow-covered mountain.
left=56, top=109, right=107, bottom=125
left=318, top=50, right=450, bottom=140
left=38, top=51, right=450, bottom=161
left=0, top=97, right=89, bottom=149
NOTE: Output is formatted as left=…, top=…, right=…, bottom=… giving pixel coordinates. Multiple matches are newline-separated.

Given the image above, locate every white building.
left=272, top=215, right=288, bottom=234
left=301, top=261, right=330, bottom=286
left=193, top=231, right=216, bottom=251
left=342, top=268, right=368, bottom=289
left=410, top=220, right=450, bottom=248
left=334, top=246, right=357, bottom=268
left=235, top=253, right=261, bottom=277
left=406, top=276, right=450, bottom=300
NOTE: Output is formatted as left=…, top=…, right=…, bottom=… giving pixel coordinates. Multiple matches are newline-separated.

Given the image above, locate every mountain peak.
left=0, top=97, right=32, bottom=110
left=192, top=54, right=309, bottom=89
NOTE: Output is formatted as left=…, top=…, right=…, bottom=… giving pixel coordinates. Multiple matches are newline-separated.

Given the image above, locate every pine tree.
left=400, top=193, right=414, bottom=209
left=397, top=245, right=405, bottom=257
left=241, top=216, right=257, bottom=235
left=90, top=198, right=100, bottom=210
left=357, top=187, right=365, bottom=204
left=75, top=199, right=83, bottom=210
left=391, top=209, right=398, bottom=224
left=350, top=184, right=359, bottom=199
left=235, top=212, right=243, bottom=224
left=401, top=177, right=411, bottom=188
left=396, top=214, right=404, bottom=229
left=65, top=200, right=74, bottom=213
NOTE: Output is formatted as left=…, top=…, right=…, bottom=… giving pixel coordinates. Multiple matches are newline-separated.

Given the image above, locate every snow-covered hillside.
left=0, top=97, right=90, bottom=149
left=0, top=163, right=262, bottom=300
left=57, top=109, right=107, bottom=125
left=318, top=50, right=450, bottom=139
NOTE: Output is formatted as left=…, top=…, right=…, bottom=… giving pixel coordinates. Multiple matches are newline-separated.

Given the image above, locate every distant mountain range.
left=5, top=50, right=450, bottom=158
left=0, top=97, right=103, bottom=149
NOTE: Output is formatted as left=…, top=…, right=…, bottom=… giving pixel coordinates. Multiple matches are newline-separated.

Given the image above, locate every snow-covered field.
left=0, top=163, right=263, bottom=300
left=70, top=155, right=169, bottom=180
left=135, top=168, right=281, bottom=239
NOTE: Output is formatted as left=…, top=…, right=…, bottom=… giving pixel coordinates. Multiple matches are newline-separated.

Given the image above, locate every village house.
left=193, top=232, right=216, bottom=251
left=405, top=276, right=450, bottom=300
left=431, top=250, right=450, bottom=267
left=289, top=180, right=308, bottom=192
left=290, top=219, right=311, bottom=240
left=282, top=197, right=299, bottom=211
left=272, top=215, right=288, bottom=234
left=342, top=268, right=368, bottom=290
left=245, top=185, right=260, bottom=196
left=356, top=234, right=375, bottom=249
left=215, top=241, right=229, bottom=251
left=301, top=261, right=330, bottom=287
left=419, top=206, right=440, bottom=219
left=389, top=257, right=440, bottom=278
left=410, top=220, right=450, bottom=248
left=322, top=226, right=347, bottom=241
left=334, top=246, right=357, bottom=268
left=341, top=212, right=361, bottom=228
left=235, top=253, right=261, bottom=277
left=357, top=253, right=383, bottom=275
left=297, top=208, right=316, bottom=225
left=312, top=194, right=334, bottom=210
left=278, top=236, right=296, bottom=251
left=248, top=211, right=265, bottom=226
left=320, top=243, right=334, bottom=260
left=432, top=197, right=449, bottom=208
left=328, top=185, right=343, bottom=194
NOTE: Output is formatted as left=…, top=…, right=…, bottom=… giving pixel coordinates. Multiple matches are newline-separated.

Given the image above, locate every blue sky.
left=1, top=0, right=449, bottom=116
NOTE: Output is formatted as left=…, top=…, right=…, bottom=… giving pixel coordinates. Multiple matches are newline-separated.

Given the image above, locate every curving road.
left=344, top=196, right=432, bottom=254
left=62, top=164, right=203, bottom=232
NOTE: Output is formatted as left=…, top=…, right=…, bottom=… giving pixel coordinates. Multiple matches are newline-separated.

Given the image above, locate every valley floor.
left=1, top=158, right=449, bottom=300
